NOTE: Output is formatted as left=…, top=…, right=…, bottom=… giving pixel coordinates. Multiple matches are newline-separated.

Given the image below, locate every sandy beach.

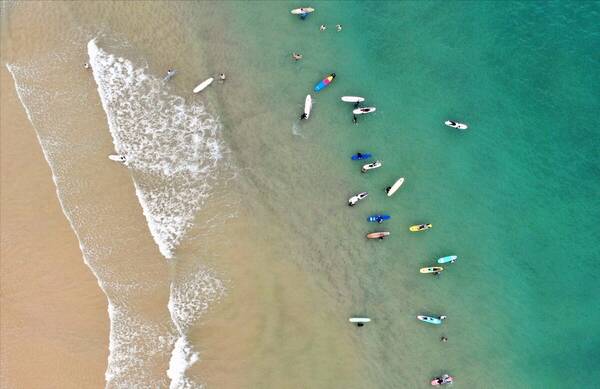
left=0, top=64, right=108, bottom=388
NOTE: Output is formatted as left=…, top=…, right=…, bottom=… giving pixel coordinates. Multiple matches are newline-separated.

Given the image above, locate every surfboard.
left=445, top=120, right=468, bottom=130
left=361, top=161, right=382, bottom=172
left=341, top=96, right=365, bottom=103
left=353, top=107, right=376, bottom=115
left=193, top=77, right=214, bottom=93
left=108, top=155, right=126, bottom=163
left=351, top=153, right=372, bottom=160
left=304, top=94, right=312, bottom=119
left=291, top=7, right=315, bottom=15
left=420, top=266, right=443, bottom=274
left=386, top=177, right=405, bottom=197
left=437, top=255, right=457, bottom=264
left=417, top=315, right=443, bottom=324
left=367, top=231, right=390, bottom=239
left=349, top=317, right=371, bottom=323
left=314, top=73, right=335, bottom=92
left=367, top=215, right=391, bottom=222
left=410, top=223, right=432, bottom=232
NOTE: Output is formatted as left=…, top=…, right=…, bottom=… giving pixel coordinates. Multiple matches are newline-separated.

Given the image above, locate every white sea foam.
left=87, top=39, right=227, bottom=259
left=167, top=335, right=202, bottom=389
left=106, top=302, right=176, bottom=388
left=8, top=37, right=232, bottom=388
left=167, top=265, right=227, bottom=388
left=168, top=266, right=226, bottom=333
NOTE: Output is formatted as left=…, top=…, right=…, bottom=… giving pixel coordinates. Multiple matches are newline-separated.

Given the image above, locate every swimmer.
left=320, top=24, right=326, bottom=31
left=441, top=336, right=448, bottom=342
left=352, top=115, right=358, bottom=124
left=336, top=24, right=342, bottom=32
left=292, top=52, right=303, bottom=61
left=219, top=73, right=226, bottom=82
left=83, top=63, right=90, bottom=69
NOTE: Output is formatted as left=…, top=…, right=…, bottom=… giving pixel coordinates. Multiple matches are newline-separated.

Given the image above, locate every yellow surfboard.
left=409, top=223, right=432, bottom=232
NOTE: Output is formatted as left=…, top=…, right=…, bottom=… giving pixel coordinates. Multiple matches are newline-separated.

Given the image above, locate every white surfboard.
left=193, top=77, right=214, bottom=93
left=349, top=317, right=371, bottom=323
left=341, top=96, right=365, bottom=103
left=108, top=154, right=126, bottom=163
left=353, top=107, right=376, bottom=115
left=291, top=7, right=315, bottom=15
left=304, top=94, right=312, bottom=119
left=361, top=160, right=382, bottom=172
left=386, top=177, right=405, bottom=197
left=444, top=120, right=468, bottom=130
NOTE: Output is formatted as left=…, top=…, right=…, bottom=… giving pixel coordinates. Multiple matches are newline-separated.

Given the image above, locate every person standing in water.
left=163, top=69, right=176, bottom=82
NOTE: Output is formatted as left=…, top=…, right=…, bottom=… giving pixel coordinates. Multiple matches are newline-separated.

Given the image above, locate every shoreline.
left=0, top=63, right=109, bottom=388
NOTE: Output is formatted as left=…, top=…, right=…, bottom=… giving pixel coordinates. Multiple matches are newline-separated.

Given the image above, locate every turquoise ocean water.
left=206, top=1, right=600, bottom=387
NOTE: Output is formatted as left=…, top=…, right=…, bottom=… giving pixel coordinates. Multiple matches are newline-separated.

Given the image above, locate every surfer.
left=320, top=24, right=327, bottom=31
left=336, top=24, right=342, bottom=32
left=292, top=52, right=303, bottom=61
left=163, top=69, right=176, bottom=81
left=354, top=101, right=360, bottom=108
left=300, top=113, right=307, bottom=120
left=219, top=73, right=226, bottom=82
left=385, top=186, right=391, bottom=194
left=352, top=115, right=358, bottom=124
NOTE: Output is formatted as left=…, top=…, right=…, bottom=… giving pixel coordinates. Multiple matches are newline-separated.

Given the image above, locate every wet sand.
left=0, top=65, right=108, bottom=388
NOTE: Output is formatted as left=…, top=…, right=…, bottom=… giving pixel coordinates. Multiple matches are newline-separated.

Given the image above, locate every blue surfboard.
left=437, top=255, right=458, bottom=264
left=368, top=215, right=391, bottom=223
left=351, top=153, right=372, bottom=160
left=314, top=73, right=335, bottom=92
